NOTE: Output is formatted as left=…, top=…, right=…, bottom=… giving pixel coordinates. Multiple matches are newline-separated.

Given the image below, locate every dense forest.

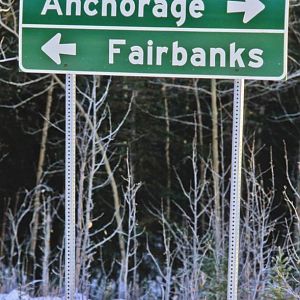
left=0, top=0, right=300, bottom=299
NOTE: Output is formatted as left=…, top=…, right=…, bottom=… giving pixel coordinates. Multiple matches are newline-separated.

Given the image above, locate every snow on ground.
left=0, top=290, right=88, bottom=300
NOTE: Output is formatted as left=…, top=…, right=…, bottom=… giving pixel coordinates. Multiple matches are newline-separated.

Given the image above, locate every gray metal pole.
left=65, top=74, right=76, bottom=300
left=227, top=79, right=245, bottom=300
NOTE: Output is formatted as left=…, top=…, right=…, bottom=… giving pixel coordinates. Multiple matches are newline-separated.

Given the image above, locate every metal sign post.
left=227, top=79, right=245, bottom=300
left=65, top=74, right=76, bottom=300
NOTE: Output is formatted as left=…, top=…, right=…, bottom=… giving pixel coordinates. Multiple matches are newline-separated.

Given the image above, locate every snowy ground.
left=0, top=290, right=88, bottom=300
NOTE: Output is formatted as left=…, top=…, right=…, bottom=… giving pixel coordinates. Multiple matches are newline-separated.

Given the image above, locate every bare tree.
left=30, top=78, right=55, bottom=278
left=211, top=79, right=222, bottom=287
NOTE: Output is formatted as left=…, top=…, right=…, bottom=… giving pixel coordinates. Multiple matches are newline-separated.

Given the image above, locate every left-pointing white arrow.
left=41, top=33, right=77, bottom=65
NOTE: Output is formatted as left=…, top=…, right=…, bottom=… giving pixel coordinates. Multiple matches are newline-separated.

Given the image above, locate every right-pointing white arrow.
left=227, top=0, right=265, bottom=24
left=41, top=33, right=77, bottom=65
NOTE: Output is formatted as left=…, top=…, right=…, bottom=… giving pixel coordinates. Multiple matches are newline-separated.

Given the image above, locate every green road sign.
left=19, top=0, right=289, bottom=80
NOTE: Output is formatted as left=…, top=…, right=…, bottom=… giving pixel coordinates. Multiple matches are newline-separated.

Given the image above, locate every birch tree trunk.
left=30, top=78, right=54, bottom=275
left=42, top=196, right=51, bottom=296
left=75, top=150, right=87, bottom=290
left=193, top=79, right=206, bottom=232
left=211, top=79, right=222, bottom=281
left=129, top=98, right=139, bottom=299
left=163, top=86, right=171, bottom=219
left=193, top=79, right=205, bottom=182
